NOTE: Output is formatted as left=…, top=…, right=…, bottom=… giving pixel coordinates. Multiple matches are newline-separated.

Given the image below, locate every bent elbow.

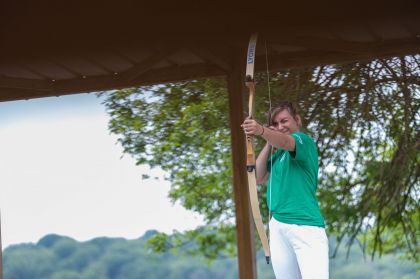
left=256, top=174, right=268, bottom=185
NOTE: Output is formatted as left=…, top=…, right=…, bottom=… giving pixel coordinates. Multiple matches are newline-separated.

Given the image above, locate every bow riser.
left=246, top=80, right=256, bottom=171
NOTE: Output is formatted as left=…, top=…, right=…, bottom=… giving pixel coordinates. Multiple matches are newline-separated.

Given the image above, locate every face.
left=271, top=109, right=300, bottom=134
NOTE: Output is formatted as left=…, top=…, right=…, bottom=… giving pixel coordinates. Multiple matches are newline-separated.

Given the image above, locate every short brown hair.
left=268, top=101, right=302, bottom=127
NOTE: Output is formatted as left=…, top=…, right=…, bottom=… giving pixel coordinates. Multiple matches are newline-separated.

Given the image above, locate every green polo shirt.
left=266, top=131, right=325, bottom=227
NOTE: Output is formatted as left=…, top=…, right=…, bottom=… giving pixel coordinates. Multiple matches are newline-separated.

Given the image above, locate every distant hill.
left=3, top=231, right=418, bottom=279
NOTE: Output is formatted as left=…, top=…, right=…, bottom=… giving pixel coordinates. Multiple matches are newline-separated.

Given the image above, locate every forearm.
left=260, top=127, right=295, bottom=151
left=256, top=143, right=271, bottom=184
left=242, top=118, right=295, bottom=151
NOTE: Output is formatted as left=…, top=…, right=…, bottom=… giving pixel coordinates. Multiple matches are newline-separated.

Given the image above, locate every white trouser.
left=269, top=218, right=329, bottom=279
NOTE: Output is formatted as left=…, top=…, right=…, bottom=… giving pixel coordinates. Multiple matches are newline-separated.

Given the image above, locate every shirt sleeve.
left=290, top=132, right=316, bottom=162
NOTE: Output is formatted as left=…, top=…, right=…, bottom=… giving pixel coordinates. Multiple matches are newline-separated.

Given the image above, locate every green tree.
left=101, top=55, right=419, bottom=262
left=4, top=244, right=56, bottom=279
left=3, top=233, right=417, bottom=278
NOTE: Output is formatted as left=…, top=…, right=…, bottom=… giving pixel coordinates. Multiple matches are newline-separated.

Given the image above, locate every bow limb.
left=248, top=171, right=270, bottom=264
left=245, top=33, right=271, bottom=264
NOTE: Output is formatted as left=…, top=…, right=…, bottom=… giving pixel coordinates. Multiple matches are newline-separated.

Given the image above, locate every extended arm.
left=260, top=126, right=295, bottom=152
left=242, top=119, right=296, bottom=151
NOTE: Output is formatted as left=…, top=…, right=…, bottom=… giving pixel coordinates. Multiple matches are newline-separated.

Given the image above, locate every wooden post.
left=227, top=46, right=258, bottom=279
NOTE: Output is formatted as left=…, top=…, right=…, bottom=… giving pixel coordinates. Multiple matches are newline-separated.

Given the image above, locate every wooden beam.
left=0, top=63, right=226, bottom=102
left=0, top=88, right=84, bottom=102
left=77, top=55, right=114, bottom=73
left=0, top=76, right=52, bottom=91
left=119, top=48, right=178, bottom=83
left=14, top=63, right=51, bottom=80
left=269, top=36, right=372, bottom=54
left=227, top=45, right=258, bottom=279
left=47, top=58, right=86, bottom=77
left=188, top=47, right=231, bottom=72
left=268, top=35, right=419, bottom=54
left=53, top=64, right=225, bottom=93
left=261, top=38, right=420, bottom=72
left=135, top=63, right=226, bottom=86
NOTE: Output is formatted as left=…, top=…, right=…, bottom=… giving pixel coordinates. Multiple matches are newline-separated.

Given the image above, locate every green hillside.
left=3, top=232, right=418, bottom=279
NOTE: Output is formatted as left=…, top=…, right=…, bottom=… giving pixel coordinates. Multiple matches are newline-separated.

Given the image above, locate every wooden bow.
left=244, top=33, right=270, bottom=264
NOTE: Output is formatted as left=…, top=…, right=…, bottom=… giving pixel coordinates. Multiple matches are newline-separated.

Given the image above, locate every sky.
left=0, top=92, right=204, bottom=248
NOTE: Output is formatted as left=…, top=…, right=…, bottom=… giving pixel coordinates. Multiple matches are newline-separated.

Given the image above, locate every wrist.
left=259, top=125, right=265, bottom=136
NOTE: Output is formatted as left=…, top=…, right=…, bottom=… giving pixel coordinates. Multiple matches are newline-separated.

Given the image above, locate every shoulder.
left=291, top=131, right=315, bottom=145
left=290, top=132, right=318, bottom=159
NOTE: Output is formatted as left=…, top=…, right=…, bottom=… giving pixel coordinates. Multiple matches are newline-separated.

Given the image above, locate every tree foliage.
left=3, top=234, right=418, bottom=278
left=101, top=55, right=419, bottom=262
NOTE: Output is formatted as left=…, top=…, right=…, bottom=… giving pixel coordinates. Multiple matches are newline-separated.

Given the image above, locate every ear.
left=295, top=115, right=302, bottom=127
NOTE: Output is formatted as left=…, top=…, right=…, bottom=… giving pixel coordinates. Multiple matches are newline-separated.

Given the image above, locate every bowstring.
left=264, top=40, right=274, bottom=248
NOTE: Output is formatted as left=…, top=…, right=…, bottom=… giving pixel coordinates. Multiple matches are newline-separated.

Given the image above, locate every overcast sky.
left=0, top=93, right=204, bottom=248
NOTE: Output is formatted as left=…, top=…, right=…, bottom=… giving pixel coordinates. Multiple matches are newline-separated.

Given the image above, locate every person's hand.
left=241, top=118, right=264, bottom=136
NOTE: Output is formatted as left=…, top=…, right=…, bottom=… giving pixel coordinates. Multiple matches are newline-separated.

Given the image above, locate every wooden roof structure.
left=1, top=1, right=419, bottom=102
left=1, top=2, right=419, bottom=279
